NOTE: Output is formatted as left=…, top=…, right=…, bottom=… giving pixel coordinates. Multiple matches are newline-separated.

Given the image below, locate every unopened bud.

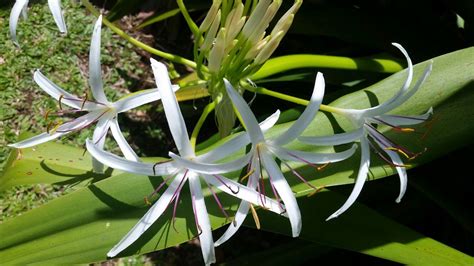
left=201, top=10, right=221, bottom=52
left=271, top=0, right=302, bottom=35
left=241, top=0, right=271, bottom=39
left=208, top=28, right=227, bottom=73
left=246, top=0, right=282, bottom=44
left=254, top=30, right=284, bottom=64
left=245, top=35, right=270, bottom=60
left=199, top=0, right=222, bottom=32
left=225, top=3, right=246, bottom=43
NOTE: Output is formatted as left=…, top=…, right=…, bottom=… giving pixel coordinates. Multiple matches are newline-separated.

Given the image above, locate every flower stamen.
left=213, top=174, right=240, bottom=194
left=249, top=204, right=261, bottom=230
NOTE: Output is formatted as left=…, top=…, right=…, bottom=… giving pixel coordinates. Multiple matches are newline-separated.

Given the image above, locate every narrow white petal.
left=371, top=135, right=408, bottom=203
left=260, top=110, right=280, bottom=132
left=196, top=133, right=250, bottom=162
left=371, top=107, right=433, bottom=127
left=260, top=152, right=301, bottom=237
left=215, top=201, right=250, bottom=247
left=8, top=111, right=101, bottom=148
left=273, top=144, right=358, bottom=164
left=364, top=43, right=414, bottom=115
left=33, top=70, right=100, bottom=110
left=273, top=72, right=325, bottom=145
left=47, top=0, right=67, bottom=33
left=58, top=110, right=105, bottom=132
left=197, top=110, right=280, bottom=162
left=21, top=2, right=28, bottom=19
left=299, top=127, right=364, bottom=146
left=8, top=131, right=65, bottom=149
left=108, top=174, right=184, bottom=257
left=169, top=152, right=252, bottom=174
left=89, top=15, right=109, bottom=104
left=326, top=137, right=370, bottom=220
left=9, top=0, right=29, bottom=46
left=109, top=118, right=140, bottom=161
left=224, top=79, right=265, bottom=144
left=91, top=118, right=111, bottom=173
left=86, top=139, right=177, bottom=176
left=386, top=149, right=407, bottom=203
left=202, top=174, right=283, bottom=215
left=188, top=173, right=216, bottom=265
left=150, top=59, right=193, bottom=157
left=214, top=159, right=259, bottom=247
left=368, top=62, right=433, bottom=116
left=114, top=87, right=177, bottom=113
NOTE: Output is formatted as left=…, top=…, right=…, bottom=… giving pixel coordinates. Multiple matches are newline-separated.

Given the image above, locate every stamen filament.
left=205, top=181, right=232, bottom=224
left=213, top=174, right=240, bottom=194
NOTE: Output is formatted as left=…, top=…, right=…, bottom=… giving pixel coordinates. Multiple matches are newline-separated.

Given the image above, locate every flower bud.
left=254, top=30, right=284, bottom=65
left=201, top=10, right=221, bottom=52
left=208, top=28, right=227, bottom=73
left=199, top=0, right=222, bottom=32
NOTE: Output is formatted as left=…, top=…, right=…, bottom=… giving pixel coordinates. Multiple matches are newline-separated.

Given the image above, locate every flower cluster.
left=8, top=2, right=434, bottom=266
left=195, top=0, right=302, bottom=137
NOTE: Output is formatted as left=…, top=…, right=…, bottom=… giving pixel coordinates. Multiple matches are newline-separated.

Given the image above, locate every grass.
left=0, top=0, right=157, bottom=169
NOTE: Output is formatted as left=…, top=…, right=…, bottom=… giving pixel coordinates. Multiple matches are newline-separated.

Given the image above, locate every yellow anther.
left=240, top=169, right=255, bottom=181
left=385, top=147, right=410, bottom=159
left=144, top=197, right=152, bottom=206
left=307, top=185, right=325, bottom=197
left=49, top=121, right=63, bottom=134
left=399, top=127, right=415, bottom=132
left=44, top=109, right=51, bottom=120
left=250, top=204, right=261, bottom=230
left=58, top=94, right=64, bottom=110
left=80, top=93, right=88, bottom=110
left=316, top=163, right=329, bottom=171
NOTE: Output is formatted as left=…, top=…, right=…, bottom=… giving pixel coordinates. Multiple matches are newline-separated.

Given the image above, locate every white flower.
left=299, top=43, right=433, bottom=220
left=173, top=74, right=356, bottom=246
left=9, top=16, right=166, bottom=172
left=10, top=0, right=67, bottom=46
left=86, top=59, right=285, bottom=265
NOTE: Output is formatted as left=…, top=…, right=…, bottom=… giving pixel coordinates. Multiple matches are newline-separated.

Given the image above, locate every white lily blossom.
left=10, top=0, right=67, bottom=46
left=299, top=43, right=433, bottom=220
left=86, top=58, right=286, bottom=265
left=179, top=74, right=357, bottom=246
left=9, top=16, right=168, bottom=172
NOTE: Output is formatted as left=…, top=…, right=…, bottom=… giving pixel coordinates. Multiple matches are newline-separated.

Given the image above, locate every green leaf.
left=1, top=48, right=473, bottom=263
left=251, top=191, right=474, bottom=265
left=0, top=139, right=115, bottom=191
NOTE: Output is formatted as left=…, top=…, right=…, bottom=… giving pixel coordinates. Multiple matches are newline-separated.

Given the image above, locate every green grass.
left=0, top=0, right=152, bottom=168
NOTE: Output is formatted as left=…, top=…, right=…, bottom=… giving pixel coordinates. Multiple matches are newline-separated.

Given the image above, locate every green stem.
left=251, top=54, right=404, bottom=80
left=81, top=0, right=198, bottom=69
left=191, top=101, right=216, bottom=149
left=243, top=84, right=344, bottom=114
left=176, top=0, right=200, bottom=38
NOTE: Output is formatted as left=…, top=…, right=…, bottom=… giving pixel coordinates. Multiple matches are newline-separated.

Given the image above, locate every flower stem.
left=176, top=0, right=200, bottom=38
left=251, top=54, right=404, bottom=80
left=243, top=84, right=344, bottom=114
left=191, top=101, right=216, bottom=149
left=80, top=0, right=198, bottom=69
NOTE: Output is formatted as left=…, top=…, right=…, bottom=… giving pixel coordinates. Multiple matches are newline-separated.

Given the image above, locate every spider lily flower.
left=9, top=16, right=166, bottom=172
left=299, top=43, right=433, bottom=220
left=182, top=74, right=356, bottom=246
left=10, top=0, right=67, bottom=46
left=86, top=59, right=284, bottom=265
